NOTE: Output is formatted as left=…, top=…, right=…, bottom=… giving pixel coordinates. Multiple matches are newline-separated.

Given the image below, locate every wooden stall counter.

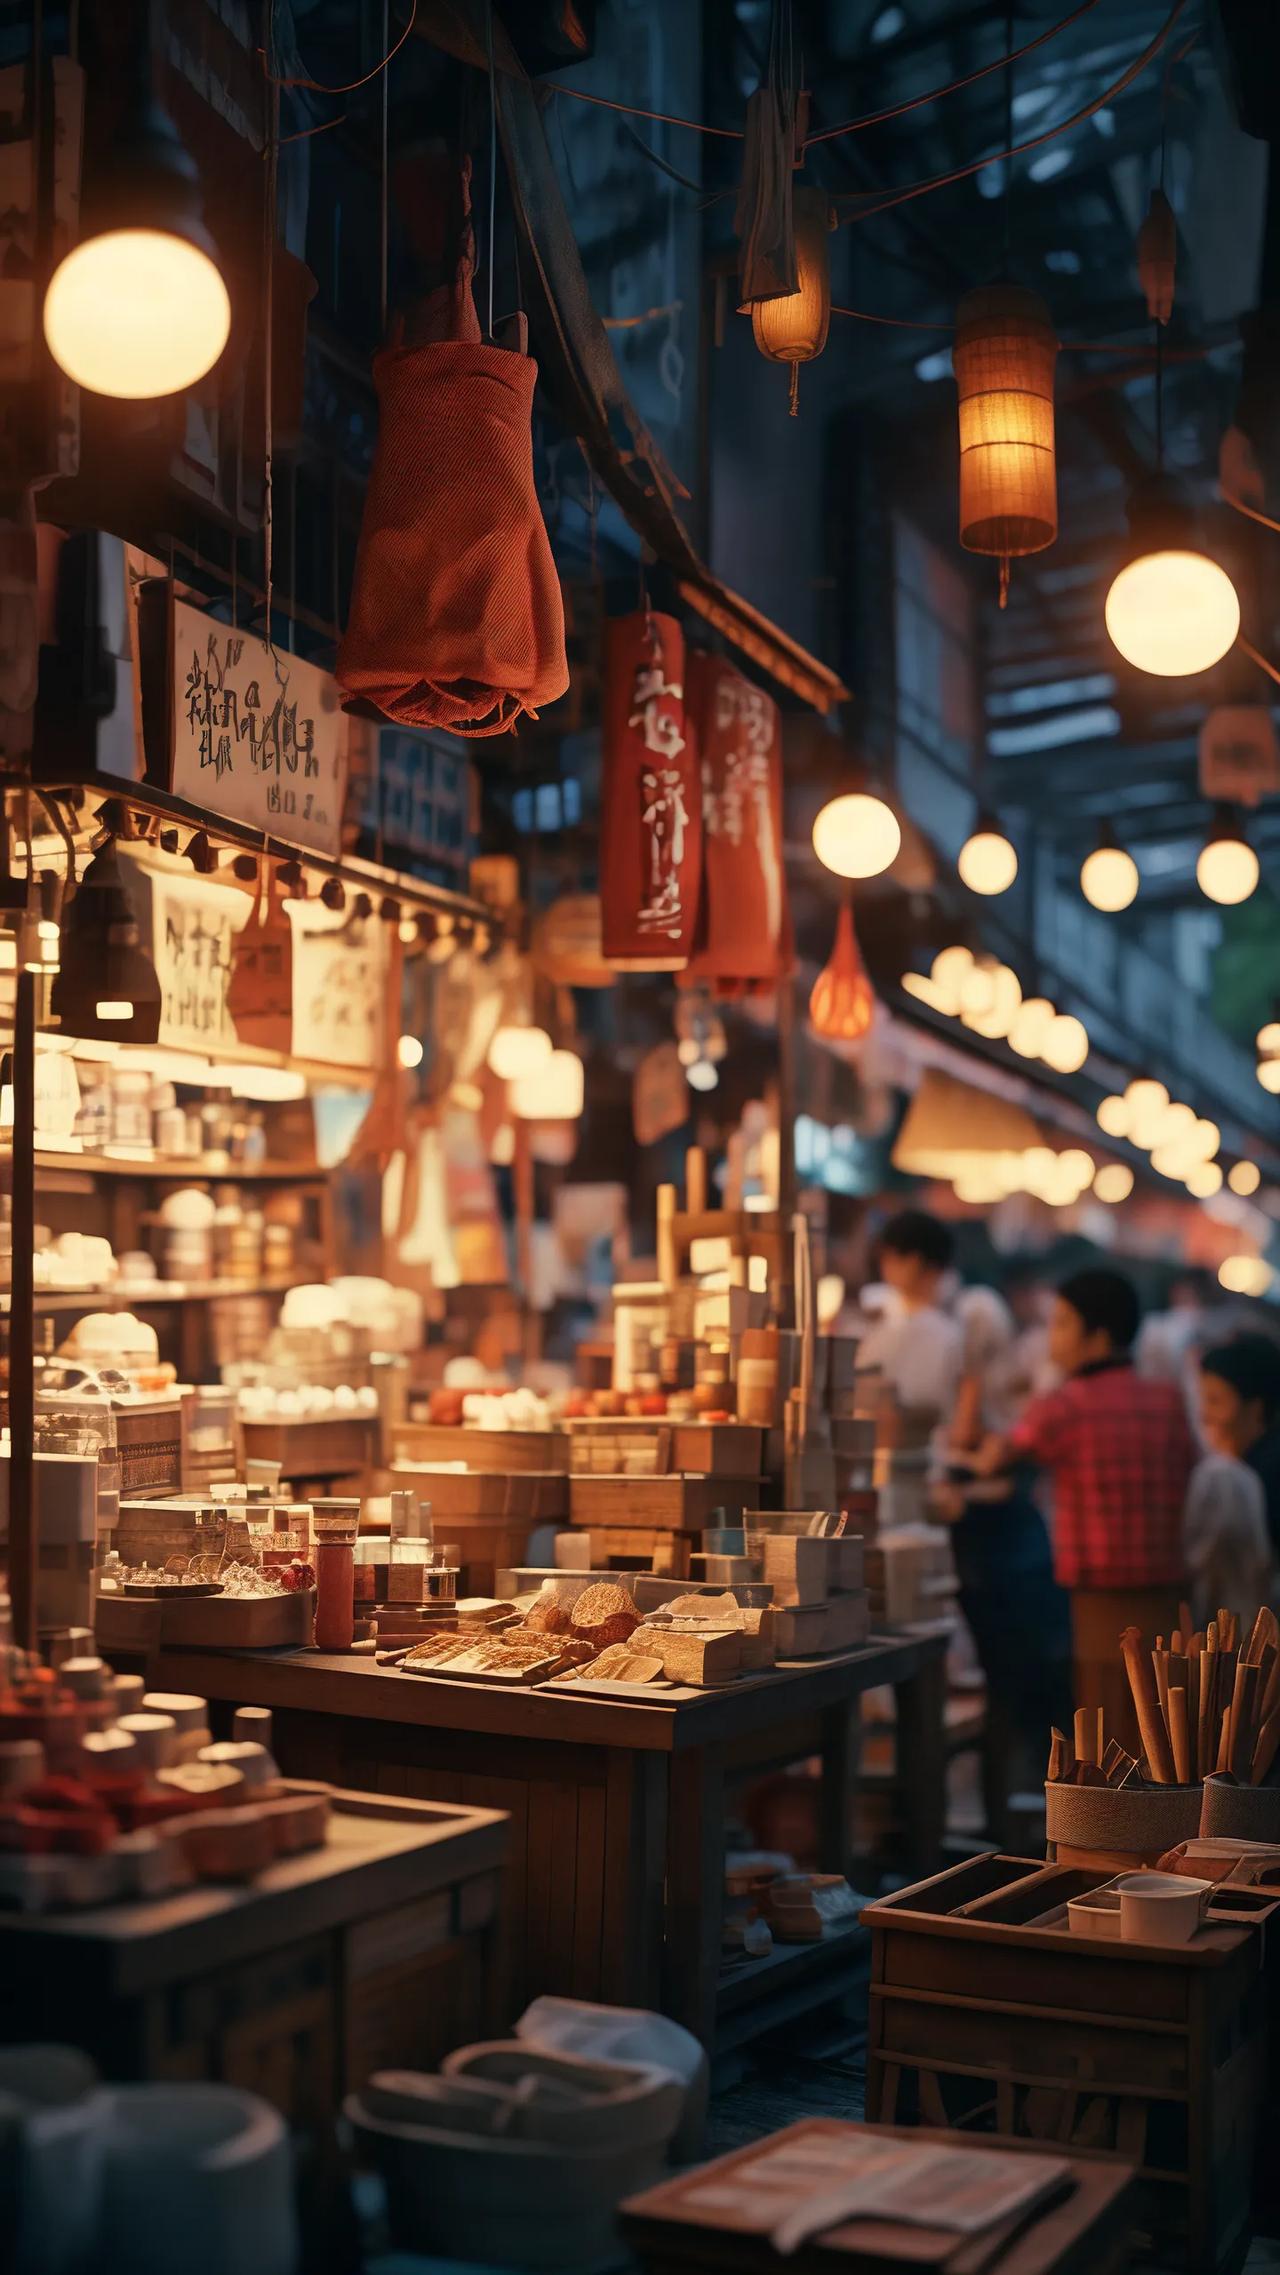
left=138, top=1628, right=949, bottom=2057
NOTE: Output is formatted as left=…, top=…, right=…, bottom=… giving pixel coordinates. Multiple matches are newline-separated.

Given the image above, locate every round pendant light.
left=1186, top=1159, right=1224, bottom=1199
left=49, top=840, right=162, bottom=1043
left=1257, top=1058, right=1280, bottom=1095
left=1221, top=1255, right=1273, bottom=1296
left=489, top=1021, right=553, bottom=1082
left=1228, top=1160, right=1261, bottom=1196
left=1080, top=823, right=1139, bottom=912
left=1257, top=1019, right=1280, bottom=1055
left=1196, top=805, right=1258, bottom=906
left=809, top=902, right=875, bottom=1042
left=812, top=791, right=901, bottom=880
left=1105, top=477, right=1240, bottom=678
left=1040, top=1013, right=1089, bottom=1073
left=957, top=809, right=1018, bottom=896
left=1007, top=995, right=1055, bottom=1058
left=1093, top=1163, right=1134, bottom=1203
left=1096, top=1094, right=1130, bottom=1138
left=43, top=26, right=229, bottom=402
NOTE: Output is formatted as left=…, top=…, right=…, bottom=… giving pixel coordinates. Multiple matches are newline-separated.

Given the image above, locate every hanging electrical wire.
left=832, top=0, right=1189, bottom=228
left=261, top=0, right=416, bottom=95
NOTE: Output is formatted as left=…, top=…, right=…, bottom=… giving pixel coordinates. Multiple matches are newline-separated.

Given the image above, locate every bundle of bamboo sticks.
left=1047, top=1604, right=1280, bottom=1790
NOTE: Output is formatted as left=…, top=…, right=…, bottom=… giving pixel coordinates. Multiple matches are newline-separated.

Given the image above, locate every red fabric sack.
left=337, top=175, right=568, bottom=738
left=683, top=651, right=791, bottom=991
left=600, top=610, right=702, bottom=969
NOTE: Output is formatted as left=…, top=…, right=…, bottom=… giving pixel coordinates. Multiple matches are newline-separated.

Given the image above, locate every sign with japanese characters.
left=119, top=853, right=250, bottom=1054
left=600, top=610, right=702, bottom=970
left=167, top=598, right=349, bottom=857
left=289, top=899, right=389, bottom=1073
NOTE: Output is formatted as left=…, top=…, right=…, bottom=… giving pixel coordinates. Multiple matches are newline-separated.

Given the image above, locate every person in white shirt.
left=861, top=1209, right=964, bottom=1420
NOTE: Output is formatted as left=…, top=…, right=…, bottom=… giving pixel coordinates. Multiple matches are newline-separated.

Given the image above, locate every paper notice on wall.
left=120, top=853, right=251, bottom=1053
left=289, top=900, right=389, bottom=1072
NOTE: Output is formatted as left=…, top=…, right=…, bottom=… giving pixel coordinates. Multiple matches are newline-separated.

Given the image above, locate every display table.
left=138, top=1629, right=948, bottom=2053
left=0, top=1787, right=508, bottom=2102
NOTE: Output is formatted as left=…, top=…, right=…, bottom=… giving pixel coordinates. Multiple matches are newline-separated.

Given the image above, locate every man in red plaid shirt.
left=972, top=1267, right=1195, bottom=1751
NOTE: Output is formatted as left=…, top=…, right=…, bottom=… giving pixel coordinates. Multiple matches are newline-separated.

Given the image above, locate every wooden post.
left=513, top=1117, right=540, bottom=1365
left=9, top=967, right=35, bottom=1651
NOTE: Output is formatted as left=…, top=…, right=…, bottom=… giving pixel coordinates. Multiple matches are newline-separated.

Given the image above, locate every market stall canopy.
left=415, top=0, right=848, bottom=718
left=892, top=1066, right=1042, bottom=1182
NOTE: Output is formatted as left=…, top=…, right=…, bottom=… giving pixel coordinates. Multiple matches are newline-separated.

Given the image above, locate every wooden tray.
left=570, top=1473, right=752, bottom=1531
left=392, top=1423, right=569, bottom=1474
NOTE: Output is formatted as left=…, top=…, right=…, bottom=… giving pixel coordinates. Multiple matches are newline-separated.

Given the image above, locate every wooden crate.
left=586, top=1527, right=696, bottom=1576
left=567, top=1417, right=764, bottom=1479
left=240, top=1413, right=380, bottom=1482
left=95, top=1585, right=316, bottom=1653
left=863, top=1853, right=1264, bottom=2273
left=388, top=1465, right=567, bottom=1592
left=113, top=1397, right=184, bottom=1497
left=570, top=1473, right=752, bottom=1532
left=392, top=1422, right=569, bottom=1474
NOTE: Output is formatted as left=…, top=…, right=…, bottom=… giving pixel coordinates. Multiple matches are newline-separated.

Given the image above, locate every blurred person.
left=968, top=1267, right=1196, bottom=1753
left=932, top=1311, right=1071, bottom=1843
left=1195, top=1334, right=1280, bottom=1572
left=1185, top=1341, right=1276, bottom=1632
left=1137, top=1266, right=1215, bottom=1426
left=858, top=1209, right=963, bottom=1421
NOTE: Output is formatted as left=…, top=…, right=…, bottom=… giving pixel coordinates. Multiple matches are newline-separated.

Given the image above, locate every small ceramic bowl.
left=1115, top=1870, right=1212, bottom=1946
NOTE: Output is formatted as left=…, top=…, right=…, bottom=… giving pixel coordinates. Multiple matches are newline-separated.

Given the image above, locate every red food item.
left=701, top=1409, right=734, bottom=1424
left=20, top=1778, right=115, bottom=1855
left=639, top=1393, right=668, bottom=1416
left=563, top=1392, right=591, bottom=1419
left=280, top=1560, right=315, bottom=1593
left=428, top=1388, right=466, bottom=1426
left=592, top=1391, right=624, bottom=1417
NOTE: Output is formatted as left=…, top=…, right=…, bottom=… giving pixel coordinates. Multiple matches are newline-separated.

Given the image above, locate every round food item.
left=521, top=1593, right=568, bottom=1635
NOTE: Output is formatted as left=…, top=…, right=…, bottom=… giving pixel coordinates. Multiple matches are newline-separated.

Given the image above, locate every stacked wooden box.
left=749, top=1520, right=870, bottom=1658
left=389, top=1423, right=570, bottom=1592
left=863, top=1852, right=1266, bottom=2272
left=568, top=1419, right=763, bottom=1578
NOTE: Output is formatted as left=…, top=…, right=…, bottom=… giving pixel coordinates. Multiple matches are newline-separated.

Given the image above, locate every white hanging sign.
left=161, top=594, right=349, bottom=856
left=289, top=900, right=389, bottom=1072
left=119, top=851, right=250, bottom=1054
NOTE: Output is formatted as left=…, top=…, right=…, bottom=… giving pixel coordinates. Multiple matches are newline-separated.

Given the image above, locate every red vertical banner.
left=685, top=652, right=791, bottom=991
left=600, top=610, right=701, bottom=968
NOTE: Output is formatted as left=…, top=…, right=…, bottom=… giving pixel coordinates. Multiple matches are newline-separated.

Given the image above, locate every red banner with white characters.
left=684, top=651, right=791, bottom=993
left=600, top=610, right=702, bottom=969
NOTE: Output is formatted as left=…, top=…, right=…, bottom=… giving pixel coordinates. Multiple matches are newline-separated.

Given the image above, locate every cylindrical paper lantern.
left=954, top=282, right=1058, bottom=578
left=751, top=187, right=832, bottom=415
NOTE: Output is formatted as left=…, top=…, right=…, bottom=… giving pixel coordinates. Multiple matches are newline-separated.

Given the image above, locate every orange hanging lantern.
left=809, top=901, right=874, bottom=1043
left=953, top=282, right=1058, bottom=604
left=750, top=186, right=832, bottom=417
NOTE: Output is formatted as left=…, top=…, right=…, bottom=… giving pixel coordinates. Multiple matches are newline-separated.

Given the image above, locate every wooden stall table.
left=137, top=1628, right=948, bottom=2057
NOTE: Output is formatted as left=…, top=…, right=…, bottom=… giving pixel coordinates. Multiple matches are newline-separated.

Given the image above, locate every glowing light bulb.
left=1220, top=1254, right=1273, bottom=1296
left=1197, top=813, right=1258, bottom=906
left=1008, top=997, right=1055, bottom=1058
left=812, top=792, right=901, bottom=880
left=1258, top=1022, right=1280, bottom=1055
left=929, top=944, right=974, bottom=1013
left=44, top=229, right=230, bottom=400
left=397, top=1035, right=425, bottom=1070
left=1186, top=1160, right=1224, bottom=1198
left=958, top=958, right=998, bottom=1019
left=1259, top=1059, right=1280, bottom=1095
left=957, top=823, right=1018, bottom=897
left=1106, top=550, right=1240, bottom=677
left=488, top=1024, right=553, bottom=1082
left=1125, top=1078, right=1168, bottom=1117
left=1228, top=1160, right=1261, bottom=1196
left=1153, top=1101, right=1196, bottom=1149
left=95, top=1000, right=134, bottom=1021
left=1096, top=1095, right=1130, bottom=1138
left=1093, top=1162, right=1133, bottom=1203
left=1040, top=1013, right=1089, bottom=1073
left=1080, top=839, right=1139, bottom=912
left=686, top=1058, right=719, bottom=1093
